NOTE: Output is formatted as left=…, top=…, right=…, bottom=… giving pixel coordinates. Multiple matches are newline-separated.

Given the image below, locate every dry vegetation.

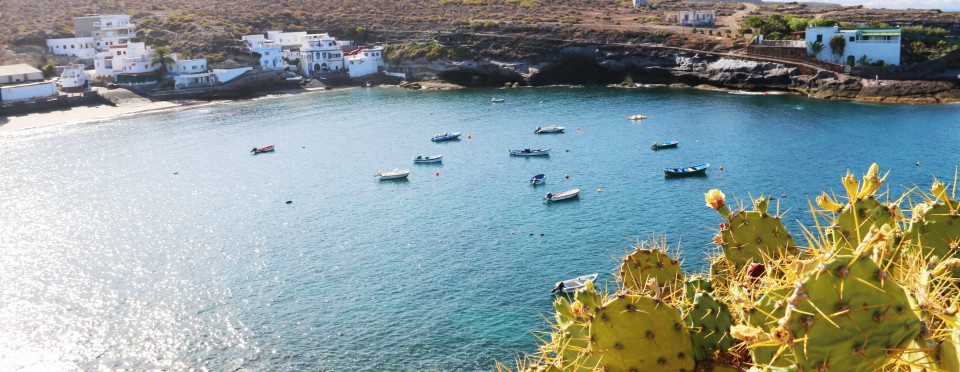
left=0, top=0, right=956, bottom=66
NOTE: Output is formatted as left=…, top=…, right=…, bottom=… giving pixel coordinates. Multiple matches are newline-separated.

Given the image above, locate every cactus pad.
left=589, top=295, right=694, bottom=371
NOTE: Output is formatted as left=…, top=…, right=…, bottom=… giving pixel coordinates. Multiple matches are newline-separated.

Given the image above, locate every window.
left=849, top=36, right=855, bottom=42
left=816, top=34, right=823, bottom=43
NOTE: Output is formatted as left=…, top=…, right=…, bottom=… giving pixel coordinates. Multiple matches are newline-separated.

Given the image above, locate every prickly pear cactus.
left=619, top=245, right=683, bottom=293
left=589, top=295, right=695, bottom=371
left=683, top=276, right=714, bottom=301
left=781, top=252, right=921, bottom=371
left=683, top=289, right=734, bottom=362
left=743, top=287, right=796, bottom=368
left=706, top=190, right=797, bottom=270
left=904, top=180, right=960, bottom=265
left=821, top=164, right=901, bottom=251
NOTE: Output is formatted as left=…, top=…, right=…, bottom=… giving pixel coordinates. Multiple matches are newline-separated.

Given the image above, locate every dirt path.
left=717, top=2, right=759, bottom=31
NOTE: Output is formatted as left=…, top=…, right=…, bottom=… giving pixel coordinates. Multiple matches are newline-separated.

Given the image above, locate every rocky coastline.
left=388, top=43, right=960, bottom=104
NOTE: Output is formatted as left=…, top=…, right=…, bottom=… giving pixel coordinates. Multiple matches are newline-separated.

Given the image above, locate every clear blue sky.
left=766, top=0, right=960, bottom=10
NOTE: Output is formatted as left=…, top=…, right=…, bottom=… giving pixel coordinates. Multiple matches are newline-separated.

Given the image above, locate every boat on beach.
left=545, top=188, right=580, bottom=202
left=530, top=174, right=545, bottom=186
left=376, top=169, right=411, bottom=180
left=664, top=163, right=710, bottom=177
left=651, top=141, right=679, bottom=150
left=510, top=148, right=550, bottom=156
left=534, top=125, right=565, bottom=134
left=551, top=273, right=599, bottom=294
left=413, top=155, right=443, bottom=163
left=628, top=114, right=647, bottom=120
left=251, top=145, right=275, bottom=154
left=431, top=132, right=461, bottom=142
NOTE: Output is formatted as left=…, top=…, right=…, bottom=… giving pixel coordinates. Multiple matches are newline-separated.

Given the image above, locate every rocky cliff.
left=390, top=42, right=960, bottom=104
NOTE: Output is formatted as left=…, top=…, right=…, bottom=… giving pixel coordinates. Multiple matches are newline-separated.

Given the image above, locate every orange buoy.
left=468, top=134, right=472, bottom=139
left=435, top=171, right=440, bottom=176
left=719, top=166, right=724, bottom=171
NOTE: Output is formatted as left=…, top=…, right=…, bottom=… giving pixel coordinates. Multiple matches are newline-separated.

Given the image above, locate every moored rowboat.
left=413, top=155, right=443, bottom=163
left=251, top=145, right=275, bottom=154
left=652, top=141, right=679, bottom=150
left=545, top=188, right=580, bottom=201
left=510, top=148, right=550, bottom=156
left=664, top=163, right=710, bottom=177
left=376, top=169, right=411, bottom=180
left=551, top=273, right=599, bottom=294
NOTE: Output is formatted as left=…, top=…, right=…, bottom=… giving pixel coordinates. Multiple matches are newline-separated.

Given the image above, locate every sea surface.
left=1, top=86, right=959, bottom=371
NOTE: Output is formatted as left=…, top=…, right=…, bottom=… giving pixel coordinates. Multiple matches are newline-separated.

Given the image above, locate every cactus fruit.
left=619, top=243, right=683, bottom=293
left=781, top=252, right=921, bottom=371
left=589, top=295, right=694, bottom=371
left=708, top=193, right=797, bottom=270
left=825, top=164, right=901, bottom=251
left=683, top=289, right=734, bottom=362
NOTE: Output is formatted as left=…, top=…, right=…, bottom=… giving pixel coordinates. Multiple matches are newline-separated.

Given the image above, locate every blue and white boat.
left=510, top=148, right=550, bottom=156
left=651, top=141, right=679, bottom=150
left=535, top=125, right=565, bottom=134
left=413, top=155, right=443, bottom=163
left=431, top=132, right=461, bottom=142
left=664, top=163, right=710, bottom=177
left=551, top=273, right=599, bottom=294
left=530, top=174, right=545, bottom=186
left=545, top=188, right=580, bottom=202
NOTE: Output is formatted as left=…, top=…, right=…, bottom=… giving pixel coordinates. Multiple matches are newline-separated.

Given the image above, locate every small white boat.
left=491, top=98, right=505, bottom=103
left=375, top=169, right=411, bottom=180
left=534, top=125, right=565, bottom=134
left=545, top=188, right=580, bottom=202
left=551, top=273, right=599, bottom=294
left=431, top=132, right=461, bottom=142
left=628, top=114, right=647, bottom=120
left=413, top=155, right=443, bottom=163
left=530, top=174, right=545, bottom=186
left=510, top=148, right=550, bottom=156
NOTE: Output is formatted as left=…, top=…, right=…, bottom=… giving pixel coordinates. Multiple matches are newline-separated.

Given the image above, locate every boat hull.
left=652, top=141, right=679, bottom=150
left=535, top=126, right=565, bottom=134
left=664, top=163, right=710, bottom=177
left=510, top=148, right=550, bottom=156
left=546, top=188, right=581, bottom=201
left=555, top=273, right=599, bottom=294
left=413, top=155, right=443, bottom=163
left=431, top=133, right=461, bottom=142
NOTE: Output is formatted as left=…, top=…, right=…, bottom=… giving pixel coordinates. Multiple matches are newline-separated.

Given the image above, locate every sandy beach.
left=0, top=100, right=186, bottom=133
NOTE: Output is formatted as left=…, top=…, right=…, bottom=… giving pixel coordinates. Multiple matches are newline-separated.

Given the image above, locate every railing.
left=856, top=40, right=898, bottom=44
left=760, top=40, right=805, bottom=48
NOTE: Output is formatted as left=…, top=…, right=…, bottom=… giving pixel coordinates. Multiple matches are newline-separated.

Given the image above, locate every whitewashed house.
left=93, top=42, right=162, bottom=83
left=171, top=57, right=212, bottom=88
left=46, top=14, right=137, bottom=61
left=678, top=10, right=715, bottom=26
left=346, top=47, right=385, bottom=78
left=0, top=64, right=57, bottom=102
left=805, top=26, right=901, bottom=66
left=59, top=64, right=90, bottom=92
left=299, top=34, right=345, bottom=76
left=242, top=35, right=284, bottom=70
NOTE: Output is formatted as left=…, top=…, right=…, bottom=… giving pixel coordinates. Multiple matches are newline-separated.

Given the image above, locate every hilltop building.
left=805, top=26, right=901, bottom=66
left=46, top=14, right=137, bottom=61
left=676, top=10, right=715, bottom=26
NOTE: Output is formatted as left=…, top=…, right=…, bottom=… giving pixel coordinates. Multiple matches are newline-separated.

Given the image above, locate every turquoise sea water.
left=2, top=87, right=959, bottom=370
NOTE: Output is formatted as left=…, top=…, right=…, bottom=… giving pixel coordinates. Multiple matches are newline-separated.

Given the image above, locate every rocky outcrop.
left=389, top=43, right=960, bottom=104
left=793, top=70, right=960, bottom=103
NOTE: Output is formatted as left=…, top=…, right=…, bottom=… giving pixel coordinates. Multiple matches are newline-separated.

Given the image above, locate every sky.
left=765, top=0, right=960, bottom=10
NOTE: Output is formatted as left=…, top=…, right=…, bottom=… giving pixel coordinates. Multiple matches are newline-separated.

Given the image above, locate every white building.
left=46, top=14, right=137, bottom=61
left=346, top=47, right=385, bottom=78
left=59, top=64, right=90, bottom=92
left=0, top=64, right=44, bottom=84
left=171, top=56, right=212, bottom=88
left=93, top=42, right=163, bottom=83
left=805, top=26, right=902, bottom=66
left=299, top=33, right=345, bottom=76
left=633, top=0, right=646, bottom=6
left=1, top=81, right=58, bottom=102
left=678, top=10, right=715, bottom=26
left=241, top=35, right=284, bottom=70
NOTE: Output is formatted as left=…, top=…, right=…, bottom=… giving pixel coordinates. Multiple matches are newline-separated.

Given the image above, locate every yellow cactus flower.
left=816, top=192, right=844, bottom=212
left=753, top=196, right=769, bottom=214
left=858, top=163, right=883, bottom=199
left=842, top=172, right=860, bottom=200
left=932, top=179, right=949, bottom=202
left=705, top=189, right=725, bottom=210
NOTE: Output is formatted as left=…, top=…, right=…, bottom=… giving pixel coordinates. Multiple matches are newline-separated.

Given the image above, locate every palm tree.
left=857, top=54, right=872, bottom=66
left=807, top=41, right=825, bottom=59
left=150, top=46, right=175, bottom=76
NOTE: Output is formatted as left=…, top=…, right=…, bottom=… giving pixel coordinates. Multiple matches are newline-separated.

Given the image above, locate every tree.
left=808, top=41, right=825, bottom=58
left=355, top=25, right=368, bottom=44
left=41, top=59, right=57, bottom=79
left=150, top=46, right=175, bottom=76
left=787, top=17, right=809, bottom=33
left=829, top=35, right=846, bottom=63
left=809, top=18, right=840, bottom=27
left=742, top=16, right=765, bottom=35
left=857, top=54, right=872, bottom=66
